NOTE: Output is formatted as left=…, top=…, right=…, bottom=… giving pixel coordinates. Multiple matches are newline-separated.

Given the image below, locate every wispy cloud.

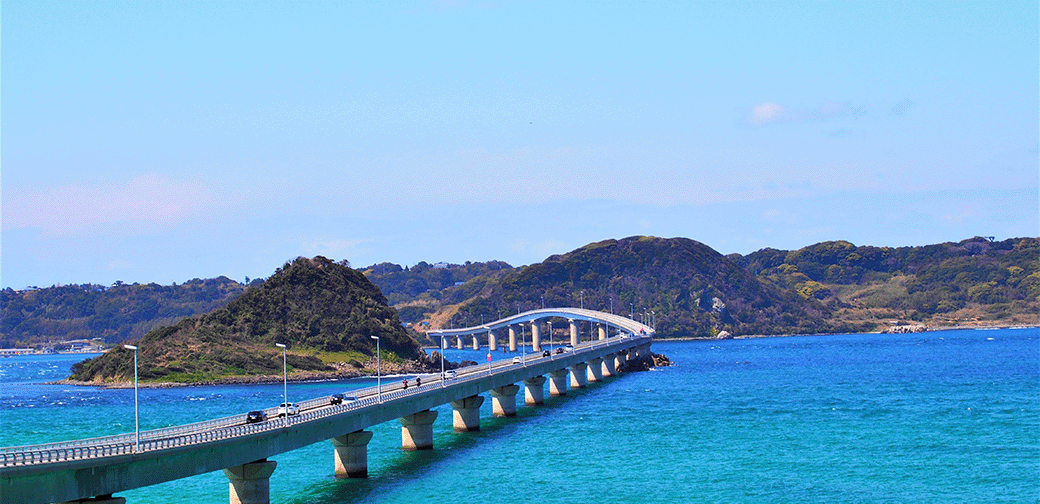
left=4, top=175, right=215, bottom=236
left=750, top=102, right=785, bottom=125
left=747, top=101, right=864, bottom=126
left=890, top=99, right=914, bottom=117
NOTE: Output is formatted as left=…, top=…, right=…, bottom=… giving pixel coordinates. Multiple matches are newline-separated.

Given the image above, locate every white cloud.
left=750, top=102, right=785, bottom=124
left=748, top=101, right=863, bottom=126
left=4, top=175, right=216, bottom=236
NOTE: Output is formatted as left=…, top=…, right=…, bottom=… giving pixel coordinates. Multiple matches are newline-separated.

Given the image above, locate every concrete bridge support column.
left=602, top=353, right=616, bottom=377
left=456, top=336, right=464, bottom=350
left=491, top=384, right=520, bottom=416
left=224, top=459, right=277, bottom=504
left=569, top=363, right=588, bottom=389
left=332, top=430, right=374, bottom=478
left=509, top=325, right=518, bottom=352
left=400, top=410, right=439, bottom=450
left=598, top=324, right=607, bottom=340
left=548, top=369, right=569, bottom=396
left=489, top=331, right=497, bottom=351
left=616, top=351, right=628, bottom=371
left=531, top=321, right=541, bottom=352
left=523, top=376, right=546, bottom=405
left=570, top=320, right=579, bottom=347
left=472, top=335, right=479, bottom=350
left=639, top=343, right=652, bottom=357
left=587, top=357, right=604, bottom=382
left=451, top=395, right=485, bottom=432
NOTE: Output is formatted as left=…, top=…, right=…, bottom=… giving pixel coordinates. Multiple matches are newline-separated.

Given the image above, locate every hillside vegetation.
left=0, top=278, right=247, bottom=348
left=68, top=257, right=428, bottom=383
left=368, top=236, right=1038, bottom=339
left=738, top=236, right=1040, bottom=328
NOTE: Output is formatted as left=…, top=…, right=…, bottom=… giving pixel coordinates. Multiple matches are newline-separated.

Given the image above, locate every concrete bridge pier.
left=616, top=350, right=628, bottom=369
left=456, top=336, right=464, bottom=350
left=548, top=369, right=569, bottom=396
left=569, top=363, right=588, bottom=389
left=332, top=430, right=374, bottom=478
left=598, top=324, right=607, bottom=340
left=472, top=335, right=479, bottom=350
left=531, top=322, right=541, bottom=352
left=523, top=376, right=546, bottom=405
left=223, top=459, right=277, bottom=504
left=489, top=331, right=497, bottom=351
left=570, top=320, right=579, bottom=347
left=451, top=396, right=484, bottom=432
left=509, top=325, right=518, bottom=352
left=491, top=384, right=520, bottom=416
left=587, top=357, right=604, bottom=382
left=601, top=353, right=616, bottom=377
left=400, top=410, right=439, bottom=450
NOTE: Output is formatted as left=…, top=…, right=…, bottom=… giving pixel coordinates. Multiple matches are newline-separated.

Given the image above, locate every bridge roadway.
left=0, top=308, right=653, bottom=504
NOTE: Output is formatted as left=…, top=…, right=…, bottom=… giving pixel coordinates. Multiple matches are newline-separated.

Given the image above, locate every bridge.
left=0, top=308, right=654, bottom=504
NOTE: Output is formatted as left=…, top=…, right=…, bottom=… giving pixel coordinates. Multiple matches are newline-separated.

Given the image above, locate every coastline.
left=42, top=323, right=1037, bottom=388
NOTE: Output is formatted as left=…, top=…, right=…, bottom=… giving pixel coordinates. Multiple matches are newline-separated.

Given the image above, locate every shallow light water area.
left=2, top=328, right=1036, bottom=503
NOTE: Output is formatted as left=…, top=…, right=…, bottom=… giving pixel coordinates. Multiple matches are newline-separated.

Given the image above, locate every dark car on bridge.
left=330, top=394, right=358, bottom=405
left=245, top=410, right=267, bottom=423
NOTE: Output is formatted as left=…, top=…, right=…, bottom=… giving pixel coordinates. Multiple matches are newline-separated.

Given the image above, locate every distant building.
left=0, top=348, right=33, bottom=356
left=433, top=262, right=449, bottom=269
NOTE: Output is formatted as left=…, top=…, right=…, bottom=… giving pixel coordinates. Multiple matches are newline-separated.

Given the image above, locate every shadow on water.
left=287, top=378, right=616, bottom=504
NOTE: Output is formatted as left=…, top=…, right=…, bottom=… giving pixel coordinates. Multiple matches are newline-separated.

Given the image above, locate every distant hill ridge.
left=3, top=236, right=1037, bottom=353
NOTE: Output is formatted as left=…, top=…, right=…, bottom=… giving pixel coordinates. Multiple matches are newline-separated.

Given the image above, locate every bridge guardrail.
left=0, top=331, right=651, bottom=467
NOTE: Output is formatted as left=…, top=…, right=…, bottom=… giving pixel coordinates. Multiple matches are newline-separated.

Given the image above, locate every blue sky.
left=3, top=1, right=1037, bottom=289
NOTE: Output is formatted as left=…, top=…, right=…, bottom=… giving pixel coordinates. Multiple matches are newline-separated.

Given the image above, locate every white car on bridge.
left=277, top=403, right=299, bottom=417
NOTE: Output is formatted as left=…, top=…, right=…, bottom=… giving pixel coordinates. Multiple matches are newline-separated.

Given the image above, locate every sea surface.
left=1, top=328, right=1037, bottom=503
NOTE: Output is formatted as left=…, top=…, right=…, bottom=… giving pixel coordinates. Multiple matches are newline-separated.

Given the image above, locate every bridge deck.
left=1, top=309, right=652, bottom=504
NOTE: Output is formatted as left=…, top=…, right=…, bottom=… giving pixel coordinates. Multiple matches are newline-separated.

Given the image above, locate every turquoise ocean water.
left=1, top=328, right=1037, bottom=503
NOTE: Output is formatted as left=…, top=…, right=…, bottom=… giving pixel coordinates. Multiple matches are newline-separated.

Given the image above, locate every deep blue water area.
left=2, top=328, right=1037, bottom=503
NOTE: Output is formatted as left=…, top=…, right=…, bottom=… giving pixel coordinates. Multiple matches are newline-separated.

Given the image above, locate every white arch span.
left=426, top=308, right=654, bottom=338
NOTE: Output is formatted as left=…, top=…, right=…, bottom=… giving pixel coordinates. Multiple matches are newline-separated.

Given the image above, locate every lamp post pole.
left=547, top=320, right=553, bottom=360
left=439, top=334, right=445, bottom=387
left=370, top=336, right=381, bottom=402
left=521, top=323, right=526, bottom=365
left=123, top=345, right=139, bottom=452
left=275, top=343, right=287, bottom=425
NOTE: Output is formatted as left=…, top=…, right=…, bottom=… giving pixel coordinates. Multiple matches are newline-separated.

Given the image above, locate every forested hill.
left=736, top=236, right=1040, bottom=328
left=68, top=257, right=427, bottom=384
left=367, top=236, right=1038, bottom=339
left=0, top=277, right=248, bottom=348
left=439, top=236, right=839, bottom=338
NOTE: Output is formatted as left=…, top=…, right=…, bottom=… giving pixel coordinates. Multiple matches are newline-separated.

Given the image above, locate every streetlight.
left=547, top=320, right=553, bottom=359
left=275, top=343, right=287, bottom=425
left=437, top=334, right=445, bottom=387
left=521, top=322, right=527, bottom=365
left=580, top=291, right=584, bottom=310
left=123, top=344, right=139, bottom=452
left=370, top=336, right=381, bottom=402
left=630, top=303, right=634, bottom=320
